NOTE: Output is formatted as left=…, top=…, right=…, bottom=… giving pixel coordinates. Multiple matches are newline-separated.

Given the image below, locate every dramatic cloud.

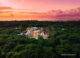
left=0, top=0, right=80, bottom=21
left=0, top=7, right=80, bottom=21
left=22, top=7, right=80, bottom=21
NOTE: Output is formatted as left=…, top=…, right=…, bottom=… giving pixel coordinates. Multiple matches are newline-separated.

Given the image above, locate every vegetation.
left=0, top=21, right=80, bottom=58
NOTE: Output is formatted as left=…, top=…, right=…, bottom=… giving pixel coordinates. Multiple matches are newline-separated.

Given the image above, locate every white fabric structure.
left=18, top=27, right=49, bottom=39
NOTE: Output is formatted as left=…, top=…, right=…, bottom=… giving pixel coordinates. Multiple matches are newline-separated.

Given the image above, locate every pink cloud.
left=34, top=7, right=80, bottom=21
left=0, top=7, right=80, bottom=21
left=18, top=7, right=80, bottom=21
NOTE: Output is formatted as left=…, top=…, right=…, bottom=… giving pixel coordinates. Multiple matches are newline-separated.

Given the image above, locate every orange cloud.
left=0, top=7, right=80, bottom=21
left=0, top=7, right=12, bottom=10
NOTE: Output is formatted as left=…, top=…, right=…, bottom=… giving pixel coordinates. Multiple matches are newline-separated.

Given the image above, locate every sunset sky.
left=0, top=0, right=80, bottom=21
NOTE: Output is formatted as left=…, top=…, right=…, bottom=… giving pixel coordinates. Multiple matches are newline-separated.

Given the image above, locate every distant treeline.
left=0, top=21, right=80, bottom=28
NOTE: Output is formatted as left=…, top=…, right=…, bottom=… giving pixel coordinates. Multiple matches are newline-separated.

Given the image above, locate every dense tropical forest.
left=0, top=21, right=80, bottom=58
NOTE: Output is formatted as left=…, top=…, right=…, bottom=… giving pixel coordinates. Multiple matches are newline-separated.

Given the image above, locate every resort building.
left=18, top=27, right=49, bottom=39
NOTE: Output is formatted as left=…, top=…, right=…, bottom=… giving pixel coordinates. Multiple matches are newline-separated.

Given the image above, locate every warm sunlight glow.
left=0, top=0, right=80, bottom=21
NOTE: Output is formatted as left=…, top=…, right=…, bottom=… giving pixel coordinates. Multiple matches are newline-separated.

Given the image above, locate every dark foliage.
left=0, top=21, right=80, bottom=58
